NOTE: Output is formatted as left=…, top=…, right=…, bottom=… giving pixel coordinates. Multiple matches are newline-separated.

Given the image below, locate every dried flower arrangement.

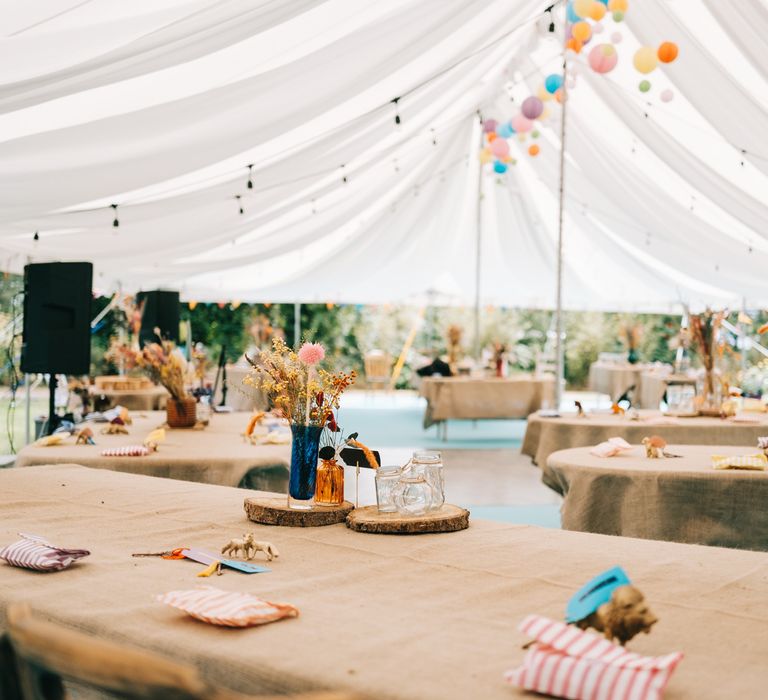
left=133, top=334, right=190, bottom=401
left=689, top=309, right=725, bottom=375
left=244, top=338, right=356, bottom=427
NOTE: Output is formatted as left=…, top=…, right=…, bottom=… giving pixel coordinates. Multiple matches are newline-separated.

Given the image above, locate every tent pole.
left=474, top=122, right=484, bottom=360
left=554, top=54, right=569, bottom=411
left=294, top=302, right=301, bottom=346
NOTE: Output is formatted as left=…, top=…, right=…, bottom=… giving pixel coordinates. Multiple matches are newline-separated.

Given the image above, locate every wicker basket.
left=166, top=397, right=197, bottom=428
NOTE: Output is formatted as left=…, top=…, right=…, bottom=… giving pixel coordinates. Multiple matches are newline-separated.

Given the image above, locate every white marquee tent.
left=1, top=0, right=767, bottom=312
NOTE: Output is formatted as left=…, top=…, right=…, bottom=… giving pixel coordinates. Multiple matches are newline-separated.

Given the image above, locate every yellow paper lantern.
left=633, top=46, right=658, bottom=74
left=608, top=0, right=628, bottom=10
left=188, top=301, right=197, bottom=311
left=573, top=0, right=592, bottom=18
left=588, top=2, right=606, bottom=20
left=572, top=21, right=592, bottom=42
left=537, top=85, right=552, bottom=102
left=479, top=148, right=493, bottom=164
left=539, top=107, right=551, bottom=120
left=231, top=300, right=241, bottom=309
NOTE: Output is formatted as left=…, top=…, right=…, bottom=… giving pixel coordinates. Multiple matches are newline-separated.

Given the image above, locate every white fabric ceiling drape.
left=0, top=0, right=766, bottom=312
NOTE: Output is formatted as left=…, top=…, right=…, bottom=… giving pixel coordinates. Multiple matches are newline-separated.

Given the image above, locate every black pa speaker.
left=21, top=262, right=93, bottom=375
left=137, top=290, right=180, bottom=346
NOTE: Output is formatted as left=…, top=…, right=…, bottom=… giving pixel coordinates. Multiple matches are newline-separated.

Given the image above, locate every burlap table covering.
left=14, top=411, right=289, bottom=487
left=522, top=410, right=768, bottom=473
left=1, top=465, right=767, bottom=699
left=89, top=385, right=169, bottom=411
left=420, top=375, right=555, bottom=428
left=547, top=444, right=768, bottom=551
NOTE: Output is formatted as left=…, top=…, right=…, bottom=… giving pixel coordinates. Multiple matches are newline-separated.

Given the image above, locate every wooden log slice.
left=244, top=497, right=354, bottom=527
left=346, top=504, right=469, bottom=534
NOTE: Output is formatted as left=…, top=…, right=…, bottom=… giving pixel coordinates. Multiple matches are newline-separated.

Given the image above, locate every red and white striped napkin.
left=102, top=445, right=151, bottom=457
left=157, top=586, right=299, bottom=627
left=505, top=615, right=682, bottom=700
left=0, top=533, right=90, bottom=572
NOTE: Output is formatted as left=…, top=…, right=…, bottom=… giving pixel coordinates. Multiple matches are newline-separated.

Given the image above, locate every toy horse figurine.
left=221, top=533, right=279, bottom=561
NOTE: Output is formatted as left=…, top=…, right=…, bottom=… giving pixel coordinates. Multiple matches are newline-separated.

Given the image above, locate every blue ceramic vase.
left=289, top=424, right=322, bottom=502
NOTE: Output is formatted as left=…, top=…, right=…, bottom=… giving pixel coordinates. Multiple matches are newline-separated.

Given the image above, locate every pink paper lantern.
left=521, top=96, right=544, bottom=120
left=490, top=138, right=510, bottom=158
left=511, top=114, right=534, bottom=133
left=660, top=89, right=674, bottom=103
left=588, top=44, right=618, bottom=74
left=482, top=119, right=498, bottom=133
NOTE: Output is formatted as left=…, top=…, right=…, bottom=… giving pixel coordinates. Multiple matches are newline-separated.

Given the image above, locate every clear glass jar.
left=375, top=466, right=402, bottom=513
left=393, top=472, right=435, bottom=517
left=410, top=451, right=445, bottom=511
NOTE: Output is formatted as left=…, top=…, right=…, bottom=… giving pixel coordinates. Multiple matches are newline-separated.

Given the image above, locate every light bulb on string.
left=235, top=194, right=243, bottom=215
left=341, top=164, right=348, bottom=184
left=391, top=97, right=401, bottom=127
left=111, top=203, right=119, bottom=227
left=33, top=231, right=39, bottom=242
left=431, top=128, right=437, bottom=146
left=247, top=164, right=253, bottom=189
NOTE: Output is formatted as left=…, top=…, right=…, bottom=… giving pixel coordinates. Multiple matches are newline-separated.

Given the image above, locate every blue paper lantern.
left=566, top=1, right=580, bottom=22
left=545, top=73, right=563, bottom=94
left=497, top=122, right=514, bottom=138
left=493, top=160, right=508, bottom=174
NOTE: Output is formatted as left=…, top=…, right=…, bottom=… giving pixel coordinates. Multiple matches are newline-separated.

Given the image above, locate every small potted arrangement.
left=135, top=334, right=196, bottom=428
left=245, top=338, right=356, bottom=509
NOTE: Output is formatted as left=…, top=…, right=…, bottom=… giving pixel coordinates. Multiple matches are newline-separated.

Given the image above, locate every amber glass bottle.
left=314, top=458, right=344, bottom=506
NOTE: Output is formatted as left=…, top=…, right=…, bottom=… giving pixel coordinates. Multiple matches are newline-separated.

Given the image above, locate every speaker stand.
left=47, top=374, right=59, bottom=436
left=212, top=345, right=232, bottom=413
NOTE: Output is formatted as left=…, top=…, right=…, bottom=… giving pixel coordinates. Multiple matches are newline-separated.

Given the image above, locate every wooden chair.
left=3, top=603, right=357, bottom=700
left=363, top=351, right=391, bottom=390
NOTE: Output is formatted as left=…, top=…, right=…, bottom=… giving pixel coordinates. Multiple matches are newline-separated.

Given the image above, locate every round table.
left=547, top=444, right=768, bottom=551
left=89, top=385, right=168, bottom=411
left=522, top=410, right=768, bottom=476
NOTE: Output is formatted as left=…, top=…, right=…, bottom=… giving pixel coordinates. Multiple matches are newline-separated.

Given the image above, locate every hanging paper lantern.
left=573, top=0, right=592, bottom=18
left=188, top=301, right=198, bottom=311
left=532, top=130, right=541, bottom=138
left=638, top=80, right=651, bottom=92
left=613, top=11, right=625, bottom=21
left=217, top=302, right=226, bottom=309
left=522, top=96, right=544, bottom=119
left=588, top=44, right=618, bottom=73
left=487, top=132, right=497, bottom=142
left=545, top=74, right=563, bottom=94
left=528, top=145, right=540, bottom=157
left=572, top=21, right=592, bottom=42
left=566, top=37, right=583, bottom=53
left=231, top=300, right=241, bottom=309
left=633, top=46, right=658, bottom=74
left=482, top=119, right=498, bottom=133
left=497, top=122, right=514, bottom=138
left=611, top=31, right=623, bottom=43
left=567, top=1, right=581, bottom=22
left=493, top=160, right=508, bottom=174
left=503, top=155, right=513, bottom=163
left=593, top=21, right=604, bottom=33
left=660, top=89, right=674, bottom=102
left=479, top=148, right=493, bottom=164
left=537, top=85, right=553, bottom=101
left=608, top=0, right=628, bottom=10
left=657, top=42, right=679, bottom=63
left=555, top=88, right=564, bottom=103
left=490, top=138, right=510, bottom=158
left=517, top=133, right=528, bottom=142
left=512, top=113, right=534, bottom=132
left=589, top=2, right=606, bottom=20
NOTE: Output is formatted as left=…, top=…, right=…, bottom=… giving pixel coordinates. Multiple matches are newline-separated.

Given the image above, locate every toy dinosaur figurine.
left=574, top=401, right=586, bottom=418
left=575, top=585, right=658, bottom=646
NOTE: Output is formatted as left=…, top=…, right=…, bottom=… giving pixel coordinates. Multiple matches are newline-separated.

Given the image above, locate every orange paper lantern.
left=528, top=145, right=540, bottom=157
left=657, top=41, right=678, bottom=63
left=572, top=21, right=592, bottom=42
left=589, top=2, right=606, bottom=20
left=566, top=37, right=583, bottom=54
left=487, top=132, right=497, bottom=142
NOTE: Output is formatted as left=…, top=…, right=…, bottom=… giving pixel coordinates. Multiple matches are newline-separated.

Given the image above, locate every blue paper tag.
left=565, top=566, right=630, bottom=623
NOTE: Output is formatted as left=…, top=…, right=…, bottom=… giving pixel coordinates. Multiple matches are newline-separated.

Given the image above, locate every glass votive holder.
left=375, top=466, right=401, bottom=513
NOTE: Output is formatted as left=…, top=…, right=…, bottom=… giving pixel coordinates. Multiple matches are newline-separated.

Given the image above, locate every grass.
left=0, top=394, right=47, bottom=456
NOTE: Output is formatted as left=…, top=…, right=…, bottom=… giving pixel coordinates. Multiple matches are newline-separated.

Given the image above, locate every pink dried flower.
left=298, top=342, right=325, bottom=366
